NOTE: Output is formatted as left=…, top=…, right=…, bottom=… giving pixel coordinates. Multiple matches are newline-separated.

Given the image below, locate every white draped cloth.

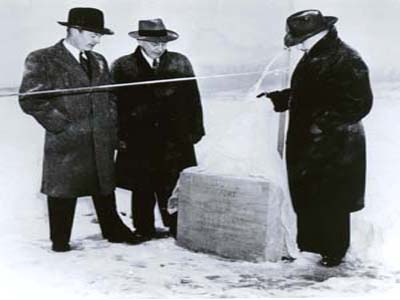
left=169, top=90, right=298, bottom=258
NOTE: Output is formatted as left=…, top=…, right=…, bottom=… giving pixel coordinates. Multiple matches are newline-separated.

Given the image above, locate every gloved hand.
left=310, top=124, right=323, bottom=135
left=257, top=89, right=291, bottom=112
left=256, top=90, right=278, bottom=98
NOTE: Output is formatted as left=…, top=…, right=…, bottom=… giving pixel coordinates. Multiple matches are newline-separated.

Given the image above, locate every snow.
left=1, top=82, right=400, bottom=298
left=351, top=82, right=400, bottom=266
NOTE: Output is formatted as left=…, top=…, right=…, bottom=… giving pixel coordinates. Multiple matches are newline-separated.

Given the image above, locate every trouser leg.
left=131, top=188, right=156, bottom=235
left=47, top=196, right=77, bottom=246
left=155, top=168, right=180, bottom=229
left=92, top=192, right=132, bottom=239
left=320, top=210, right=350, bottom=258
left=169, top=212, right=178, bottom=238
left=296, top=207, right=323, bottom=254
left=155, top=186, right=174, bottom=228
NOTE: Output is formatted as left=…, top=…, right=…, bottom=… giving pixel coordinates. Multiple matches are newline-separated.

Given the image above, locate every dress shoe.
left=152, top=229, right=171, bottom=239
left=281, top=256, right=296, bottom=262
left=132, top=229, right=170, bottom=240
left=124, top=232, right=152, bottom=245
left=51, top=243, right=71, bottom=252
left=107, top=231, right=153, bottom=245
left=319, top=255, right=343, bottom=267
left=106, top=227, right=140, bottom=244
left=107, top=236, right=126, bottom=243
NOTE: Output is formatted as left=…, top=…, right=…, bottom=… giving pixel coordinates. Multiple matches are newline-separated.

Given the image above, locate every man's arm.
left=181, top=57, right=205, bottom=144
left=313, top=57, right=373, bottom=132
left=99, top=55, right=119, bottom=149
left=110, top=59, right=130, bottom=148
left=19, top=52, right=70, bottom=133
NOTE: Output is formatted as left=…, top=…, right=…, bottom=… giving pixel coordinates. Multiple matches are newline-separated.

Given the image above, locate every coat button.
left=154, top=122, right=159, bottom=127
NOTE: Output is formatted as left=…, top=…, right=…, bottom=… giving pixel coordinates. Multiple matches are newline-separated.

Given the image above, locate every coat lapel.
left=133, top=47, right=174, bottom=80
left=86, top=51, right=103, bottom=86
left=53, top=41, right=91, bottom=86
left=134, top=47, right=156, bottom=79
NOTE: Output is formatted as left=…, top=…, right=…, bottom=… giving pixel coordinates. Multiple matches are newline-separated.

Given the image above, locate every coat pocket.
left=46, top=121, right=87, bottom=154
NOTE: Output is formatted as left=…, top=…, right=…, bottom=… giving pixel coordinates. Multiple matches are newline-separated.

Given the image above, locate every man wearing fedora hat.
left=111, top=18, right=205, bottom=241
left=258, top=10, right=373, bottom=266
left=19, top=7, right=139, bottom=252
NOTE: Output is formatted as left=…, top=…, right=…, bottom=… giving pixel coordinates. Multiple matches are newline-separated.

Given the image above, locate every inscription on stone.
left=177, top=170, right=288, bottom=262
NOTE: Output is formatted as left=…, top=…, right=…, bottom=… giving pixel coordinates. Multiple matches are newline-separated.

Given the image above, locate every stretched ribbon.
left=0, top=70, right=286, bottom=98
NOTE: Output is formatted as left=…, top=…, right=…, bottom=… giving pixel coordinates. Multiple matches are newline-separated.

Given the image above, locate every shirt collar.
left=140, top=47, right=158, bottom=68
left=307, top=28, right=339, bottom=57
left=63, top=39, right=86, bottom=62
left=306, top=30, right=329, bottom=52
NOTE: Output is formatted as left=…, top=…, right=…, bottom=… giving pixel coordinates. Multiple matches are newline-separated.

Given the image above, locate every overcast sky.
left=0, top=0, right=398, bottom=88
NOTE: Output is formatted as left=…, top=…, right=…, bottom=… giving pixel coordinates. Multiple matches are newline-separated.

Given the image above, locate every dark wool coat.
left=19, top=40, right=118, bottom=198
left=272, top=29, right=373, bottom=213
left=111, top=47, right=205, bottom=190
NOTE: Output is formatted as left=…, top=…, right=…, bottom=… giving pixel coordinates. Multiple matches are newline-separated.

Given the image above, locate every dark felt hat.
left=58, top=7, right=114, bottom=35
left=284, top=9, right=337, bottom=47
left=129, top=18, right=179, bottom=42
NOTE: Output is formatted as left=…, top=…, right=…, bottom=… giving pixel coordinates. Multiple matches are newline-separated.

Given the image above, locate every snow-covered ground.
left=1, top=83, right=400, bottom=299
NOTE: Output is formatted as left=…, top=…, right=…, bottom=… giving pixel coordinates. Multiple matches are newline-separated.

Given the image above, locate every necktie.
left=79, top=51, right=91, bottom=78
left=152, top=59, right=160, bottom=69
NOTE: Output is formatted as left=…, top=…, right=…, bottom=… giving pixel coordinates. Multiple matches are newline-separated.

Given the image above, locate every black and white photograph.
left=0, top=0, right=399, bottom=298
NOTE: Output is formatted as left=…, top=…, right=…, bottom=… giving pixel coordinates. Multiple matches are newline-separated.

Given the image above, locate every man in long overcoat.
left=258, top=10, right=373, bottom=266
left=111, top=18, right=205, bottom=241
left=19, top=7, right=137, bottom=252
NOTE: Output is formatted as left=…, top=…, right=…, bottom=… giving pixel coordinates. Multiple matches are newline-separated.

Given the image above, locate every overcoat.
left=111, top=48, right=205, bottom=190
left=273, top=29, right=373, bottom=213
left=19, top=40, right=118, bottom=198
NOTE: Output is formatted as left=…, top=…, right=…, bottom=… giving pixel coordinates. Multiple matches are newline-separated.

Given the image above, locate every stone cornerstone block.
left=177, top=169, right=291, bottom=262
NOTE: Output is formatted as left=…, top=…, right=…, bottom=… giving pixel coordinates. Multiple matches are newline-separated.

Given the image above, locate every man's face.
left=70, top=28, right=102, bottom=51
left=294, top=30, right=329, bottom=53
left=138, top=40, right=167, bottom=59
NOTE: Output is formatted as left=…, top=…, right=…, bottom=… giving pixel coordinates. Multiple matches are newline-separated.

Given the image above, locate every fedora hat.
left=58, top=7, right=114, bottom=35
left=129, top=18, right=179, bottom=42
left=284, top=9, right=337, bottom=47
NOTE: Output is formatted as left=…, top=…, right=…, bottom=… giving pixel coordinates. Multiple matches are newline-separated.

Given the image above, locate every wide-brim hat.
left=58, top=7, right=114, bottom=35
left=284, top=9, right=337, bottom=47
left=128, top=18, right=179, bottom=42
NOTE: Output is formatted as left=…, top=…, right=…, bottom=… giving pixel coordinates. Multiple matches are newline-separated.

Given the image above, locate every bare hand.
left=119, top=140, right=127, bottom=151
left=310, top=124, right=323, bottom=135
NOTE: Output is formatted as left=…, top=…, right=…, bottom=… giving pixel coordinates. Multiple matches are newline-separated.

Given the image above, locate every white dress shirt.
left=140, top=48, right=159, bottom=69
left=63, top=39, right=87, bottom=62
